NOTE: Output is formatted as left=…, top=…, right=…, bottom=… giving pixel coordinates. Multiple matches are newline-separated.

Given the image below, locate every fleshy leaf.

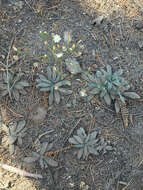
left=65, top=58, right=82, bottom=74
left=58, top=88, right=72, bottom=95
left=9, top=144, right=15, bottom=155
left=49, top=91, right=54, bottom=105
left=54, top=90, right=61, bottom=104
left=55, top=80, right=71, bottom=88
left=77, top=148, right=83, bottom=159
left=123, top=92, right=140, bottom=99
left=16, top=120, right=26, bottom=133
left=90, top=88, right=100, bottom=95
left=104, top=93, right=111, bottom=105
left=69, top=137, right=79, bottom=145
left=115, top=100, right=120, bottom=113
left=73, top=135, right=83, bottom=144
left=12, top=89, right=20, bottom=101
left=23, top=156, right=39, bottom=163
left=40, top=87, right=50, bottom=92
left=45, top=157, right=58, bottom=167
left=47, top=67, right=52, bottom=80
left=36, top=83, right=50, bottom=88
left=106, top=65, right=112, bottom=75
left=40, top=142, right=48, bottom=155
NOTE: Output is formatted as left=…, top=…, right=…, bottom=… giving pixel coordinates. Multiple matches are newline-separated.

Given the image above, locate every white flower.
left=53, top=34, right=61, bottom=43
left=56, top=52, right=63, bottom=58
left=79, top=89, right=87, bottom=97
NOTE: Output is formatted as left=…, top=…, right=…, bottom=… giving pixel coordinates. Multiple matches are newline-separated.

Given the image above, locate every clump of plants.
left=0, top=71, right=29, bottom=101
left=69, top=127, right=112, bottom=159
left=81, top=65, right=140, bottom=112
left=39, top=31, right=84, bottom=72
left=36, top=66, right=72, bottom=105
left=23, top=142, right=58, bottom=169
left=2, top=120, right=27, bottom=154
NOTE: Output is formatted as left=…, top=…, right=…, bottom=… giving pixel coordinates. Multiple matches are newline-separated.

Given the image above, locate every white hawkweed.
left=53, top=34, right=61, bottom=43
left=56, top=52, right=63, bottom=58
left=79, top=89, right=87, bottom=97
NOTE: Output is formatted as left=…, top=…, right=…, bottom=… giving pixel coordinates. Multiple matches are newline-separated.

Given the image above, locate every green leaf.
left=83, top=145, right=88, bottom=159
left=40, top=142, right=48, bottom=155
left=54, top=90, right=61, bottom=104
left=49, top=91, right=54, bottom=105
left=9, top=144, right=15, bottom=155
left=7, top=136, right=17, bottom=145
left=119, top=93, right=125, bottom=104
left=45, top=157, right=58, bottom=167
left=39, top=158, right=45, bottom=168
left=69, top=137, right=80, bottom=145
left=73, top=135, right=83, bottom=144
left=96, top=71, right=102, bottom=78
left=14, top=84, right=24, bottom=90
left=90, top=88, right=100, bottom=95
left=87, top=95, right=94, bottom=101
left=55, top=80, right=71, bottom=88
left=100, top=90, right=107, bottom=98
left=19, top=89, right=27, bottom=95
left=12, top=89, right=20, bottom=101
left=36, top=83, right=50, bottom=88
left=23, top=156, right=39, bottom=163
left=106, top=65, right=112, bottom=75
left=65, top=58, right=82, bottom=74
left=40, top=87, right=51, bottom=92
left=58, top=88, right=72, bottom=95
left=88, top=146, right=99, bottom=155
left=90, top=131, right=98, bottom=140
left=16, top=120, right=26, bottom=133
left=18, top=137, right=22, bottom=145
left=115, top=100, right=120, bottom=113
left=77, top=128, right=87, bottom=139
left=104, top=93, right=111, bottom=105
left=77, top=148, right=83, bottom=159
left=17, top=81, right=29, bottom=87
left=123, top=92, right=140, bottom=99
left=105, top=146, right=112, bottom=150
left=47, top=67, right=52, bottom=80
left=1, top=90, right=8, bottom=97
left=52, top=68, right=57, bottom=81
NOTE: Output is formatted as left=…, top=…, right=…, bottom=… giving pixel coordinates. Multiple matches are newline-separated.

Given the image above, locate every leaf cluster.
left=69, top=128, right=112, bottom=159
left=2, top=120, right=27, bottom=154
left=82, top=65, right=140, bottom=112
left=36, top=66, right=72, bottom=105
left=24, top=142, right=58, bottom=169
left=0, top=71, right=29, bottom=101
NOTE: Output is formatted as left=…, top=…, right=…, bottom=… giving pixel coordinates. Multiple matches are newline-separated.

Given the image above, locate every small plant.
left=23, top=142, right=58, bottom=169
left=69, top=128, right=113, bottom=160
left=0, top=71, right=29, bottom=101
left=82, top=65, right=140, bottom=112
left=36, top=66, right=72, bottom=105
left=69, top=128, right=100, bottom=159
left=39, top=31, right=84, bottom=71
left=2, top=120, right=27, bottom=154
left=96, top=137, right=112, bottom=154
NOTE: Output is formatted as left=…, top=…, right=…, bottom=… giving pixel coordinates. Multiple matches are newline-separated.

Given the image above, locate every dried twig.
left=6, top=38, right=15, bottom=99
left=0, top=162, right=42, bottom=179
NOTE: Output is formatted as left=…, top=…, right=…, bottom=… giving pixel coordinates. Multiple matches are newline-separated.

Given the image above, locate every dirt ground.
left=0, top=0, right=143, bottom=189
